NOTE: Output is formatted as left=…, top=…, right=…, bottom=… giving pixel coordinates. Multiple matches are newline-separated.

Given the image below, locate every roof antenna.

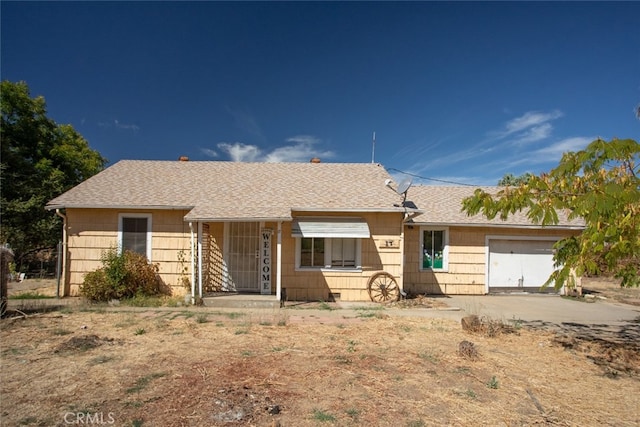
left=396, top=177, right=413, bottom=203
left=371, top=131, right=376, bottom=163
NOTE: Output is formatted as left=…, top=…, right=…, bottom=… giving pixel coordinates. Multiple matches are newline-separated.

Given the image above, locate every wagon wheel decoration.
left=367, top=272, right=400, bottom=303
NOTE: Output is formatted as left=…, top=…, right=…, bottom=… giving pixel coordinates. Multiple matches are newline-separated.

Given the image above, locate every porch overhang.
left=184, top=205, right=292, bottom=222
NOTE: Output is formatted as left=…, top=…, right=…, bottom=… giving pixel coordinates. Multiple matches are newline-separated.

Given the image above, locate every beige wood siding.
left=403, top=225, right=580, bottom=295
left=64, top=209, right=405, bottom=301
left=64, top=209, right=191, bottom=296
left=200, top=214, right=404, bottom=301
left=278, top=212, right=404, bottom=301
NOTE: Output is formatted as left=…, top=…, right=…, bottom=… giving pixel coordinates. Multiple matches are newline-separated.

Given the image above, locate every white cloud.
left=412, top=109, right=564, bottom=174
left=264, top=135, right=334, bottom=162
left=285, top=135, right=321, bottom=145
left=475, top=136, right=593, bottom=172
left=114, top=119, right=140, bottom=131
left=217, top=142, right=262, bottom=162
left=533, top=137, right=593, bottom=157
left=200, top=148, right=218, bottom=158
left=502, top=110, right=563, bottom=136
left=215, top=135, right=335, bottom=163
left=98, top=119, right=140, bottom=131
left=485, top=110, right=563, bottom=146
left=515, top=122, right=554, bottom=144
left=408, top=143, right=494, bottom=174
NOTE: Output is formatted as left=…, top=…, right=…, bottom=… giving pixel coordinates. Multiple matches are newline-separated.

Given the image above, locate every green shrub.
left=81, top=269, right=114, bottom=302
left=80, top=248, right=164, bottom=302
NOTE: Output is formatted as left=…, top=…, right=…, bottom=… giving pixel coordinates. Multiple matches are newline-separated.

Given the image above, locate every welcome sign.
left=261, top=229, right=272, bottom=295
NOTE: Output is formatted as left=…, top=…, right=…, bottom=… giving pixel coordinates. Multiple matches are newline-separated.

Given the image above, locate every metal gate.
left=225, top=222, right=260, bottom=292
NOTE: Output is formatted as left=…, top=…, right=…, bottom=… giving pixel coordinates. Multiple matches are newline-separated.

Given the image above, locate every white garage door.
left=488, top=239, right=557, bottom=290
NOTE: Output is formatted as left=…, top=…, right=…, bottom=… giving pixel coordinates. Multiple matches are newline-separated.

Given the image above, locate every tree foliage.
left=1, top=80, right=106, bottom=262
left=498, top=172, right=533, bottom=186
left=462, top=138, right=640, bottom=288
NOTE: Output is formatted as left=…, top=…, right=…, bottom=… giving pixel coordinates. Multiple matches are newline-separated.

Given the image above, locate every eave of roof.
left=45, top=204, right=195, bottom=211
left=290, top=207, right=416, bottom=213
left=410, top=221, right=585, bottom=230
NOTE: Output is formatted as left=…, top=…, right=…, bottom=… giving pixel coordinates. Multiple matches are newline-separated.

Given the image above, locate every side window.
left=331, top=238, right=356, bottom=267
left=300, top=237, right=325, bottom=267
left=119, top=214, right=152, bottom=260
left=297, top=237, right=361, bottom=269
left=422, top=229, right=447, bottom=270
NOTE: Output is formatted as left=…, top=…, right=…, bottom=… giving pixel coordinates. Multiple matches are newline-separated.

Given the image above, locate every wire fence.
left=10, top=242, right=62, bottom=282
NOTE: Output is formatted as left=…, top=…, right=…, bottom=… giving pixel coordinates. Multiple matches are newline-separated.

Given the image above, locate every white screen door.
left=226, top=222, right=260, bottom=292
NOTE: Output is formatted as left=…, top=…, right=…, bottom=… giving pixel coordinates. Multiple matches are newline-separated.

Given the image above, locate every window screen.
left=331, top=238, right=356, bottom=267
left=122, top=217, right=148, bottom=256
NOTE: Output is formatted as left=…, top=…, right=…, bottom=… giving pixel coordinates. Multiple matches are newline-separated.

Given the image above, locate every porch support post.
left=197, top=221, right=203, bottom=299
left=276, top=221, right=282, bottom=301
left=189, top=222, right=195, bottom=304
left=399, top=215, right=405, bottom=295
left=55, top=209, right=68, bottom=297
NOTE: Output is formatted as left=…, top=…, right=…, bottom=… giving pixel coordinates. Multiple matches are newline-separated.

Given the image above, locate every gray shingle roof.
left=46, top=160, right=408, bottom=220
left=406, top=185, right=584, bottom=228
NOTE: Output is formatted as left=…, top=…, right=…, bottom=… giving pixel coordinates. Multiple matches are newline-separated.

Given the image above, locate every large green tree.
left=1, top=80, right=106, bottom=263
left=497, top=172, right=533, bottom=186
left=462, top=138, right=640, bottom=288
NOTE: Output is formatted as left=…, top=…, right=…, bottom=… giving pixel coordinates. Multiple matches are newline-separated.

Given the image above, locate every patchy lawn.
left=1, top=305, right=638, bottom=427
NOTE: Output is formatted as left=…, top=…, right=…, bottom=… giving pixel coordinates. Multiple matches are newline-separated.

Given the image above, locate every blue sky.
left=2, top=1, right=639, bottom=186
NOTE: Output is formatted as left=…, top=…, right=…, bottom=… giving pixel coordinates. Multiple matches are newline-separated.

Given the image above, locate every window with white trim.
left=118, top=214, right=152, bottom=260
left=301, top=237, right=325, bottom=267
left=297, top=237, right=361, bottom=270
left=421, top=228, right=448, bottom=270
left=293, top=218, right=368, bottom=270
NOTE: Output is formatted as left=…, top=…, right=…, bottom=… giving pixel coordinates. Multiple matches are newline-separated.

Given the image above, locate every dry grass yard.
left=1, top=298, right=639, bottom=427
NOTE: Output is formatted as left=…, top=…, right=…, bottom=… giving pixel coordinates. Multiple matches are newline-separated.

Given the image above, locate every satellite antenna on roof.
left=396, top=177, right=412, bottom=204
left=396, top=177, right=412, bottom=195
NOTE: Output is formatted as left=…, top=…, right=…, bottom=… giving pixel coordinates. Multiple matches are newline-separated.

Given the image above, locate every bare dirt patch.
left=54, top=334, right=121, bottom=354
left=2, top=305, right=639, bottom=427
left=6, top=278, right=58, bottom=297
left=582, top=276, right=640, bottom=306
left=522, top=276, right=640, bottom=380
left=385, top=294, right=450, bottom=309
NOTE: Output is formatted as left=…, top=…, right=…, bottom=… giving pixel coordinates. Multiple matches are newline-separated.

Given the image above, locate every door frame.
left=223, top=221, right=262, bottom=292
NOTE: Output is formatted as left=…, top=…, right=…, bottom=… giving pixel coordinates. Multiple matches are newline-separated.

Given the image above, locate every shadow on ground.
left=523, top=316, right=640, bottom=377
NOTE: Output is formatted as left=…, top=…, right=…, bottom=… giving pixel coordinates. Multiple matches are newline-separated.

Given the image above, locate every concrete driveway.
left=444, top=294, right=640, bottom=325
left=339, top=294, right=640, bottom=325
left=363, top=294, right=640, bottom=346
left=428, top=294, right=640, bottom=347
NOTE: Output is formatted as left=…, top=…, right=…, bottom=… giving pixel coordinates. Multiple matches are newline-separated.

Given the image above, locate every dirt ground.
left=1, top=277, right=639, bottom=426
left=5, top=278, right=59, bottom=298
left=581, top=276, right=640, bottom=307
